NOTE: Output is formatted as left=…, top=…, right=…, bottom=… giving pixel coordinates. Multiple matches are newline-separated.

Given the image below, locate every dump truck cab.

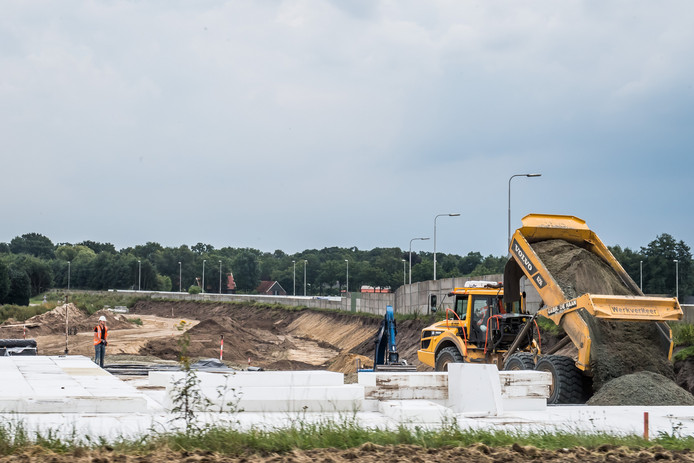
left=418, top=281, right=533, bottom=371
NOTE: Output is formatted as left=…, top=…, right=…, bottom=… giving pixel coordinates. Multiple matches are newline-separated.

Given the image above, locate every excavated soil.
left=131, top=301, right=431, bottom=373
left=532, top=239, right=689, bottom=403
left=587, top=371, right=694, bottom=406
left=675, top=357, right=694, bottom=395
left=2, top=443, right=693, bottom=462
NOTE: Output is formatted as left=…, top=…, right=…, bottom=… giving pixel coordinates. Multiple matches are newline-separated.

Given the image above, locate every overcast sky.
left=2, top=1, right=693, bottom=258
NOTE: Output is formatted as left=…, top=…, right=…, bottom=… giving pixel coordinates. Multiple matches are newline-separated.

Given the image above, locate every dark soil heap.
left=587, top=371, right=694, bottom=406
left=532, top=239, right=685, bottom=402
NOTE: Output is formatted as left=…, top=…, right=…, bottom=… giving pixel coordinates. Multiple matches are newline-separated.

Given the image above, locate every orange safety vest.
left=94, top=324, right=108, bottom=345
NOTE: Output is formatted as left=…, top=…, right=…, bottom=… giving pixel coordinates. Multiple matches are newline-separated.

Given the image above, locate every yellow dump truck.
left=418, top=214, right=683, bottom=404
left=418, top=281, right=535, bottom=371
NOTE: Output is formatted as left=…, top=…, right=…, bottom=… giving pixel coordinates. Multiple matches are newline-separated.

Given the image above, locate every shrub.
left=672, top=323, right=694, bottom=347
left=188, top=285, right=201, bottom=294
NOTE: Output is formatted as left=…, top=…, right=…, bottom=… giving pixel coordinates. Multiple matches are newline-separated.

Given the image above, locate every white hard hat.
left=99, top=316, right=107, bottom=322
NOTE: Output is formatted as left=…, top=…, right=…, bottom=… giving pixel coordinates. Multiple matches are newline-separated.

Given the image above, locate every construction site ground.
left=4, top=300, right=694, bottom=461
left=5, top=300, right=431, bottom=381
left=7, top=300, right=694, bottom=399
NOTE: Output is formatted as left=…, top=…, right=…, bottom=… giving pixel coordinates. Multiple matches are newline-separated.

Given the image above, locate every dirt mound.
left=0, top=305, right=136, bottom=338
left=532, top=239, right=676, bottom=395
left=21, top=303, right=87, bottom=335
left=587, top=371, right=694, bottom=405
left=584, top=314, right=675, bottom=390
left=327, top=352, right=373, bottom=373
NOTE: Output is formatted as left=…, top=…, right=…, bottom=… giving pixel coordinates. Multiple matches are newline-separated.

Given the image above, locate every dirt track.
left=2, top=443, right=693, bottom=462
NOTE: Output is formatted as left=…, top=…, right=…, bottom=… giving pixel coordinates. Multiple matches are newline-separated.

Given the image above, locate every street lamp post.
left=434, top=213, right=460, bottom=280
left=219, top=260, right=222, bottom=294
left=138, top=260, right=141, bottom=291
left=179, top=261, right=182, bottom=292
left=292, top=260, right=296, bottom=296
left=67, top=261, right=71, bottom=291
left=508, top=173, right=541, bottom=249
left=345, top=259, right=349, bottom=294
left=676, top=260, right=679, bottom=300
left=202, top=260, right=206, bottom=293
left=303, top=260, right=308, bottom=296
left=409, top=237, right=430, bottom=313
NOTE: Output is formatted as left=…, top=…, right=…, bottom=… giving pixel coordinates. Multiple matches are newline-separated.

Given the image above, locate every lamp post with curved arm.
left=508, top=173, right=541, bottom=249
left=434, top=213, right=460, bottom=280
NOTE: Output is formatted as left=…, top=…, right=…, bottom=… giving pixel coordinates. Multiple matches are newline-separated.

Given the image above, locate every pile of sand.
left=587, top=371, right=694, bottom=405
left=532, top=239, right=679, bottom=402
left=22, top=304, right=88, bottom=335
left=531, top=240, right=634, bottom=299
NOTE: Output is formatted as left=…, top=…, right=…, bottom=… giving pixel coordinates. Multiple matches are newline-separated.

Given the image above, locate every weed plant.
left=672, top=323, right=694, bottom=347
left=3, top=419, right=694, bottom=456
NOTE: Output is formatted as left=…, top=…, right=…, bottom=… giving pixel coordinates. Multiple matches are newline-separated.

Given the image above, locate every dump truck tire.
left=503, top=352, right=535, bottom=370
left=535, top=355, right=584, bottom=404
left=435, top=346, right=464, bottom=371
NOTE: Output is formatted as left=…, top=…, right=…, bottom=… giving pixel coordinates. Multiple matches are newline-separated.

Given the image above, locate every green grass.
left=536, top=315, right=563, bottom=336
left=672, top=323, right=694, bottom=347
left=1, top=420, right=693, bottom=456
left=673, top=345, right=694, bottom=362
left=0, top=304, right=52, bottom=324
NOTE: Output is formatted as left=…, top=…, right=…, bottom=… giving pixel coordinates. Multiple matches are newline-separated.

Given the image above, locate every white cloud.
left=1, top=0, right=693, bottom=255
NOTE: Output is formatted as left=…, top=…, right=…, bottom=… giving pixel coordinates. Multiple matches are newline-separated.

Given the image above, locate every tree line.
left=0, top=232, right=691, bottom=305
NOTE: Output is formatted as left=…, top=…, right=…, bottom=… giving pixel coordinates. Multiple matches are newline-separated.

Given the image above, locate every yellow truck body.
left=506, top=214, right=682, bottom=372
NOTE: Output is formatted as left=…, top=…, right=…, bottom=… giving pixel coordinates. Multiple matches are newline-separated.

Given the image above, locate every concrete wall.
left=98, top=272, right=542, bottom=318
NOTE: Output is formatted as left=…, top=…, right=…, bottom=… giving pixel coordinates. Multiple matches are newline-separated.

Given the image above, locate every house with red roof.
left=256, top=280, right=287, bottom=296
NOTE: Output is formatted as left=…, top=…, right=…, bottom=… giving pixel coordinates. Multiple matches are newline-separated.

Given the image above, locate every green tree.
left=609, top=245, right=644, bottom=289
left=0, top=261, right=9, bottom=302
left=641, top=234, right=692, bottom=298
left=55, top=244, right=96, bottom=262
left=78, top=240, right=116, bottom=254
left=5, top=268, right=31, bottom=305
left=232, top=250, right=260, bottom=292
left=9, top=233, right=55, bottom=259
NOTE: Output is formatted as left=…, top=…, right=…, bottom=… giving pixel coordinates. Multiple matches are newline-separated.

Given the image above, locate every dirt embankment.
left=1, top=443, right=691, bottom=463
left=129, top=301, right=432, bottom=373
left=532, top=239, right=690, bottom=404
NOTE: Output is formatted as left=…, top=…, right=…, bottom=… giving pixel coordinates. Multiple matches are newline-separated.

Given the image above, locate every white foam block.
left=0, top=356, right=148, bottom=414
left=358, top=372, right=448, bottom=400
left=447, top=363, right=503, bottom=416
left=164, top=383, right=364, bottom=412
left=378, top=400, right=454, bottom=423
left=150, top=370, right=344, bottom=388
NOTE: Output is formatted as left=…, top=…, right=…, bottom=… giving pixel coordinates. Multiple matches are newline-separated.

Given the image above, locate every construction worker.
left=94, top=315, right=108, bottom=367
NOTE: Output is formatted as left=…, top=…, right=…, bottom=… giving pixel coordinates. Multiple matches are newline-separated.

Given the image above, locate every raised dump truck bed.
left=503, top=214, right=682, bottom=403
